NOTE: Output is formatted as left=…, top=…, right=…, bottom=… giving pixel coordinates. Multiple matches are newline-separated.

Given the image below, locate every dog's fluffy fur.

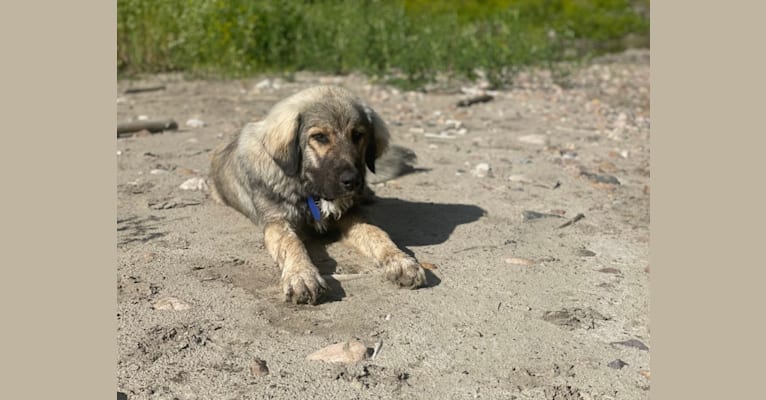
left=210, top=86, right=426, bottom=304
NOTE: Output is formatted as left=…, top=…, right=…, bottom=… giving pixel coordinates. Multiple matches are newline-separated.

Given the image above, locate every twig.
left=558, top=213, right=585, bottom=229
left=124, top=85, right=166, bottom=94
left=457, top=94, right=494, bottom=107
left=320, top=273, right=374, bottom=282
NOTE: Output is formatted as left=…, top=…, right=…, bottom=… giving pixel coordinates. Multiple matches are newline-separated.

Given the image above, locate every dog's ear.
left=262, top=110, right=303, bottom=177
left=363, top=105, right=390, bottom=174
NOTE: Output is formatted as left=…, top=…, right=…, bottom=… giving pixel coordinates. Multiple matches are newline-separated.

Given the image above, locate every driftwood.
left=117, top=119, right=178, bottom=137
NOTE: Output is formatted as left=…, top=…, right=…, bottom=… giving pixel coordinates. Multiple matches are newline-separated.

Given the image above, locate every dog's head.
left=261, top=86, right=390, bottom=200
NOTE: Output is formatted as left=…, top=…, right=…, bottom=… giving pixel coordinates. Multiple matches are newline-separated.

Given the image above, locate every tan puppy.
left=209, top=86, right=426, bottom=304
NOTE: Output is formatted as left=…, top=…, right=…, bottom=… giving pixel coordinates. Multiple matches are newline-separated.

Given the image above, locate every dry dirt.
left=117, top=49, right=650, bottom=400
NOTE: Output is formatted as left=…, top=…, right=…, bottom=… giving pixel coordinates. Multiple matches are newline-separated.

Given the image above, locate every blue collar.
left=307, top=195, right=321, bottom=221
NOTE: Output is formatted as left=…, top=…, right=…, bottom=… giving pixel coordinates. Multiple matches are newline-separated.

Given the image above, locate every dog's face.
left=262, top=87, right=390, bottom=201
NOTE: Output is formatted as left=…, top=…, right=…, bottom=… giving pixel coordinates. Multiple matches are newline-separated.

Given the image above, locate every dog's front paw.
left=383, top=255, right=427, bottom=289
left=282, top=268, right=327, bottom=305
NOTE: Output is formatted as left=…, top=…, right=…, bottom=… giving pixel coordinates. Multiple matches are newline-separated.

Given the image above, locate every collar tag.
left=307, top=195, right=322, bottom=221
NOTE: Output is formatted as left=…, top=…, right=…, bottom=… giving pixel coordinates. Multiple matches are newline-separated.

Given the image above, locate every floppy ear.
left=363, top=105, right=390, bottom=174
left=262, top=110, right=303, bottom=177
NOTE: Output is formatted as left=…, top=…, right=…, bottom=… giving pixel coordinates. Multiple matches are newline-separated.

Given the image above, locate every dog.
left=209, top=86, right=427, bottom=304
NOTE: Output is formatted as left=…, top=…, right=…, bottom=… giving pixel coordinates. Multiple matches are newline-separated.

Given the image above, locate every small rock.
left=471, top=163, right=492, bottom=178
left=306, top=339, right=369, bottom=365
left=611, top=339, right=649, bottom=351
left=150, top=169, right=169, bottom=175
left=179, top=177, right=209, bottom=191
left=522, top=210, right=563, bottom=221
left=250, top=358, right=269, bottom=377
left=581, top=171, right=621, bottom=185
left=597, top=267, right=621, bottom=274
left=517, top=134, right=548, bottom=145
left=639, top=370, right=651, bottom=379
left=254, top=79, right=271, bottom=90
left=137, top=115, right=149, bottom=121
left=508, top=175, right=532, bottom=183
left=576, top=248, right=597, bottom=257
left=445, top=119, right=463, bottom=129
left=116, top=150, right=123, bottom=156
left=187, top=138, right=199, bottom=144
left=371, top=339, right=383, bottom=360
left=153, top=296, right=191, bottom=311
left=425, top=132, right=456, bottom=140
left=186, top=119, right=205, bottom=128
left=608, top=359, right=629, bottom=369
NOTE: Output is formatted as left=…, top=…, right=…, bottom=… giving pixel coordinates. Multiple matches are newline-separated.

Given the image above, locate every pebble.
left=471, top=163, right=492, bottom=178
left=153, top=296, right=191, bottom=311
left=508, top=175, right=532, bottom=183
left=179, top=177, right=209, bottom=191
left=522, top=210, right=563, bottom=221
left=517, top=134, right=548, bottom=145
left=250, top=358, right=269, bottom=377
left=150, top=169, right=169, bottom=175
left=581, top=171, right=621, bottom=185
left=608, top=359, right=629, bottom=369
left=306, top=339, right=369, bottom=365
left=186, top=119, right=205, bottom=128
left=611, top=339, right=649, bottom=351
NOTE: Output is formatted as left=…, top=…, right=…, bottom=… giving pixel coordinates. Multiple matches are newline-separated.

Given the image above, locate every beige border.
left=1, top=2, right=116, bottom=399
left=653, top=2, right=765, bottom=399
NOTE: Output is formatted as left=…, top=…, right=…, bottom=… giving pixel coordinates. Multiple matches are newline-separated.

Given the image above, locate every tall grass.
left=117, top=0, right=648, bottom=87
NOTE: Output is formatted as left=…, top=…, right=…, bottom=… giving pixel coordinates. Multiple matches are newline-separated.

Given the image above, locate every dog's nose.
left=339, top=169, right=359, bottom=191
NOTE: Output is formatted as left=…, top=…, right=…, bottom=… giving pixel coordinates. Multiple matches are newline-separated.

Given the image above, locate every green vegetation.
left=117, top=0, right=648, bottom=88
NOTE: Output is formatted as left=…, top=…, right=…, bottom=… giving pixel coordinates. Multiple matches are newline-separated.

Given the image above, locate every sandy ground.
left=117, top=49, right=649, bottom=400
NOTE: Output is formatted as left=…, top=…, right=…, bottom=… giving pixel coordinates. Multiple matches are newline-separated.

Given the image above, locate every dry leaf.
left=420, top=262, right=438, bottom=270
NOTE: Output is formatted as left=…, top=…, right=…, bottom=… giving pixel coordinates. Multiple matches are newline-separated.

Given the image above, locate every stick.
left=457, top=94, right=494, bottom=107
left=124, top=85, right=166, bottom=94
left=558, top=213, right=585, bottom=229
left=117, top=119, right=178, bottom=137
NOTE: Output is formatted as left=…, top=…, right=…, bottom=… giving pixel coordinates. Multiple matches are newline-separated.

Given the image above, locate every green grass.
left=117, top=0, right=648, bottom=88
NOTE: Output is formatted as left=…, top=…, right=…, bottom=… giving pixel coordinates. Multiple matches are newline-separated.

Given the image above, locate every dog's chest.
left=306, top=197, right=353, bottom=232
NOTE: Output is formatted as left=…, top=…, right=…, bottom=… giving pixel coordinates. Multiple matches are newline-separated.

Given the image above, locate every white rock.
left=116, top=150, right=123, bottom=156
left=150, top=169, right=168, bottom=175
left=186, top=118, right=205, bottom=128
left=254, top=79, right=271, bottom=89
left=445, top=119, right=463, bottom=129
left=508, top=174, right=531, bottom=183
left=179, top=177, right=209, bottom=191
left=306, top=339, right=368, bottom=365
left=153, top=296, right=191, bottom=311
left=517, top=134, right=548, bottom=146
left=471, top=163, right=492, bottom=178
left=137, top=115, right=149, bottom=121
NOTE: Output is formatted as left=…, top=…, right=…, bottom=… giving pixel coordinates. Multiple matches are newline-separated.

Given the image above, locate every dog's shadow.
left=305, top=196, right=486, bottom=301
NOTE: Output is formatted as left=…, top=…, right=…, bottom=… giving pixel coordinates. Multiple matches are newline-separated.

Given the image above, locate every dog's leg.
left=339, top=213, right=426, bottom=288
left=264, top=221, right=327, bottom=304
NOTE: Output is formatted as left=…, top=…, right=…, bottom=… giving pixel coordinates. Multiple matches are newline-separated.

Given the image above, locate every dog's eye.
left=311, top=133, right=330, bottom=144
left=351, top=131, right=364, bottom=144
